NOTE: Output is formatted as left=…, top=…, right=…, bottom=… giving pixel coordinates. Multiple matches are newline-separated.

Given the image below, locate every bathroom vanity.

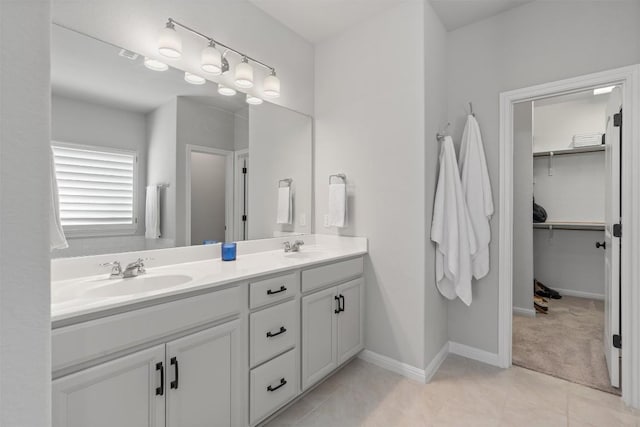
left=50, top=235, right=366, bottom=427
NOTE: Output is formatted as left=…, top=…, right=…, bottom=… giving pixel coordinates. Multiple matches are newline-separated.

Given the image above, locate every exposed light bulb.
left=218, top=84, right=237, bottom=96
left=246, top=94, right=263, bottom=105
left=235, top=57, right=254, bottom=89
left=201, top=41, right=222, bottom=75
left=263, top=70, right=280, bottom=98
left=158, top=21, right=182, bottom=59
left=144, top=57, right=169, bottom=72
left=184, top=72, right=206, bottom=85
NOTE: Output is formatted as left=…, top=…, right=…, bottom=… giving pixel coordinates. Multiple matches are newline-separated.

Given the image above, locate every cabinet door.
left=165, top=320, right=241, bottom=427
left=301, top=286, right=338, bottom=390
left=52, top=345, right=165, bottom=427
left=337, top=278, right=365, bottom=364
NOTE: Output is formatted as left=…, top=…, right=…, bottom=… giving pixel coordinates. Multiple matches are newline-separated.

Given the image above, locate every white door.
left=52, top=345, right=165, bottom=427
left=166, top=320, right=242, bottom=427
left=301, top=286, right=338, bottom=390
left=604, top=86, right=622, bottom=388
left=337, top=278, right=365, bottom=364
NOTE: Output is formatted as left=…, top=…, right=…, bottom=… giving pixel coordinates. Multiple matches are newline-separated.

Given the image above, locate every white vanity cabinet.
left=301, top=258, right=365, bottom=390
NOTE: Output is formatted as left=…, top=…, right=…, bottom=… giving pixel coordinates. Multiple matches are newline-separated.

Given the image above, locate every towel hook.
left=469, top=102, right=475, bottom=117
left=278, top=178, right=293, bottom=188
left=436, top=122, right=451, bottom=142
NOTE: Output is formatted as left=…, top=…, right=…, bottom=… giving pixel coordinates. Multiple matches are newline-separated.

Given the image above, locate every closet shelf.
left=533, top=145, right=605, bottom=157
left=533, top=221, right=605, bottom=231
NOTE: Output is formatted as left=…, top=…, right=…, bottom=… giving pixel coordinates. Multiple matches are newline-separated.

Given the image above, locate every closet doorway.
left=511, top=88, right=620, bottom=394
left=497, top=65, right=640, bottom=408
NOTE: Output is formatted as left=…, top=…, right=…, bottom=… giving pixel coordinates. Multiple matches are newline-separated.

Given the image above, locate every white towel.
left=276, top=186, right=292, bottom=224
left=145, top=185, right=161, bottom=239
left=431, top=136, right=477, bottom=306
left=458, top=115, right=493, bottom=280
left=50, top=147, right=68, bottom=251
left=328, top=183, right=346, bottom=228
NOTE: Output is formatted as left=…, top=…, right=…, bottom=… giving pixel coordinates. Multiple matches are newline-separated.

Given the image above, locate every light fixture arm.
left=167, top=18, right=276, bottom=73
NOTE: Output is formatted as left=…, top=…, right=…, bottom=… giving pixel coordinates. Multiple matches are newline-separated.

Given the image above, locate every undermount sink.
left=53, top=274, right=194, bottom=303
left=283, top=250, right=325, bottom=259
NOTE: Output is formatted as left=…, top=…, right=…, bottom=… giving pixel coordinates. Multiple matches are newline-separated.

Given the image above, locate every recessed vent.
left=118, top=49, right=139, bottom=60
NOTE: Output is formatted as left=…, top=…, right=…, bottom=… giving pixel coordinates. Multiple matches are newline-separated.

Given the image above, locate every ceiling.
left=249, top=0, right=533, bottom=42
left=52, top=24, right=247, bottom=114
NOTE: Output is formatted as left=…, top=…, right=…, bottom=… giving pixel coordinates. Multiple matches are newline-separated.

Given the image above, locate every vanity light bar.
left=163, top=18, right=276, bottom=74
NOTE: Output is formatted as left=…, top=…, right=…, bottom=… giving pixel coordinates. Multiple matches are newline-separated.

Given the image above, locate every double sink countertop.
left=51, top=234, right=367, bottom=326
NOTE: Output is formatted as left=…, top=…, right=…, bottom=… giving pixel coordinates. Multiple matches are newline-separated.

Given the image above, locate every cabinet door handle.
left=267, top=378, right=287, bottom=392
left=170, top=357, right=179, bottom=390
left=267, top=286, right=287, bottom=295
left=334, top=295, right=341, bottom=314
left=266, top=326, right=287, bottom=338
left=155, top=362, right=164, bottom=396
left=339, top=294, right=345, bottom=312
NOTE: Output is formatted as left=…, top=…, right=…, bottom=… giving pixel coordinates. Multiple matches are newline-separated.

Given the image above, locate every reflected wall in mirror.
left=51, top=24, right=313, bottom=258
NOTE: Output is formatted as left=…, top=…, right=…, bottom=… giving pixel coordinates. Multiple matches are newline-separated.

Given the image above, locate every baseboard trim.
left=358, top=349, right=426, bottom=383
left=554, top=288, right=604, bottom=301
left=513, top=306, right=536, bottom=317
left=424, top=342, right=449, bottom=383
left=449, top=341, right=501, bottom=367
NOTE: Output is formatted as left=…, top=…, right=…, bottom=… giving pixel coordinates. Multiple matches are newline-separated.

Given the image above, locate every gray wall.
left=175, top=97, right=236, bottom=246
left=423, top=0, right=450, bottom=367
left=513, top=101, right=533, bottom=312
left=147, top=99, right=177, bottom=243
left=249, top=102, right=312, bottom=239
left=0, top=0, right=51, bottom=425
left=190, top=152, right=227, bottom=244
left=315, top=1, right=429, bottom=369
left=446, top=0, right=640, bottom=353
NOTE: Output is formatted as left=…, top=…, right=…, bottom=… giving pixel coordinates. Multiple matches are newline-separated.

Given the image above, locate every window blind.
left=52, top=144, right=136, bottom=228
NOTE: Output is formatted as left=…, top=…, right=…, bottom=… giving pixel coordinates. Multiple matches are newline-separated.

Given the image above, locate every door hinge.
left=613, top=223, right=622, bottom=238
left=242, top=215, right=247, bottom=222
left=242, top=167, right=247, bottom=174
left=613, top=112, right=622, bottom=128
left=613, top=334, right=622, bottom=349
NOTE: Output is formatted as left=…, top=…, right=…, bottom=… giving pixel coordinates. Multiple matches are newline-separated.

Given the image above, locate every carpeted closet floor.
left=513, top=296, right=620, bottom=395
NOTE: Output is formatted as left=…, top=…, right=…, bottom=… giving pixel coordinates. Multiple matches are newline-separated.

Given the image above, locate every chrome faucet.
left=123, top=258, right=146, bottom=278
left=100, top=261, right=123, bottom=279
left=283, top=240, right=305, bottom=253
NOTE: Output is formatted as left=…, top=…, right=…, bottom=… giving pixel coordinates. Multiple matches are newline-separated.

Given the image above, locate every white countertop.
left=51, top=235, right=367, bottom=325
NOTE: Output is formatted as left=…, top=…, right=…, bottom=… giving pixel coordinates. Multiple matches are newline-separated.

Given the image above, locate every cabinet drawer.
left=302, top=257, right=363, bottom=293
left=53, top=286, right=241, bottom=373
left=250, top=349, right=298, bottom=425
left=250, top=272, right=298, bottom=309
left=250, top=300, right=297, bottom=367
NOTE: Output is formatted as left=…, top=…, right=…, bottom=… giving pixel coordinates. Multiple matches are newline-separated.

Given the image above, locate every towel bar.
left=329, top=173, right=346, bottom=184
left=278, top=178, right=293, bottom=188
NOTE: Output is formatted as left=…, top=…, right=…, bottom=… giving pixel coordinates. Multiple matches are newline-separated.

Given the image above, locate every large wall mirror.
left=51, top=24, right=313, bottom=258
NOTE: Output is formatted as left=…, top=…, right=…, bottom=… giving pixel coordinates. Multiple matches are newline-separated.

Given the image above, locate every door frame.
left=185, top=144, right=234, bottom=245
left=233, top=149, right=249, bottom=241
left=498, top=65, right=640, bottom=408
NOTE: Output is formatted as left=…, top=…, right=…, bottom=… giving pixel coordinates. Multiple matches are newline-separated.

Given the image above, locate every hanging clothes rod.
left=278, top=178, right=293, bottom=187
left=329, top=173, right=346, bottom=184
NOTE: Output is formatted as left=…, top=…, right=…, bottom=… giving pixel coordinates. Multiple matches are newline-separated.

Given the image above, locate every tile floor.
left=265, top=355, right=640, bottom=427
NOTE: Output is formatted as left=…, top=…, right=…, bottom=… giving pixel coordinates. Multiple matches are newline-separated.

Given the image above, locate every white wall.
left=534, top=95, right=608, bottom=152
left=513, top=101, right=534, bottom=312
left=52, top=0, right=314, bottom=116
left=423, top=0, right=450, bottom=367
left=147, top=99, right=178, bottom=242
left=315, top=1, right=428, bottom=369
left=249, top=102, right=312, bottom=239
left=446, top=0, right=640, bottom=353
left=0, top=0, right=51, bottom=425
left=234, top=107, right=249, bottom=151
left=190, top=152, right=227, bottom=244
left=51, top=94, right=149, bottom=257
